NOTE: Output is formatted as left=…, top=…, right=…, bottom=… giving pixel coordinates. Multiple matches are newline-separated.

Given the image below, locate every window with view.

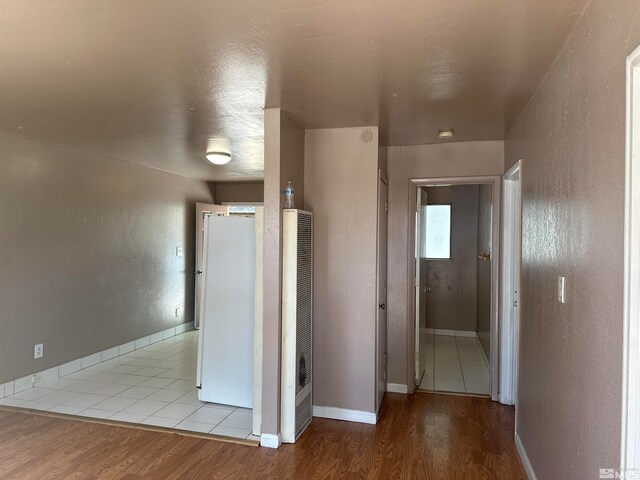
left=422, top=204, right=452, bottom=260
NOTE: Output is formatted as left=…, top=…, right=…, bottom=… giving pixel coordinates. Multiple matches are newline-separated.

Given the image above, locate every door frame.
left=621, top=43, right=640, bottom=470
left=414, top=187, right=427, bottom=387
left=375, top=169, right=389, bottom=413
left=406, top=176, right=501, bottom=400
left=500, top=160, right=522, bottom=405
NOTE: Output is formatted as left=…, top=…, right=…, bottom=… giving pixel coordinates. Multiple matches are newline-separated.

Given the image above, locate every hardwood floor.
left=0, top=392, right=526, bottom=479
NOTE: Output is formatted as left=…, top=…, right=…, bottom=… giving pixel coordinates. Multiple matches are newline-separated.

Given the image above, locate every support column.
left=260, top=108, right=304, bottom=448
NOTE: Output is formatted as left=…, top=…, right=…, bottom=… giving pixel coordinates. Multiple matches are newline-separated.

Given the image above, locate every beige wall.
left=422, top=185, right=479, bottom=331
left=0, top=131, right=213, bottom=384
left=261, top=109, right=305, bottom=436
left=211, top=182, right=264, bottom=204
left=476, top=184, right=492, bottom=358
left=504, top=1, right=640, bottom=477
left=386, top=141, right=504, bottom=387
left=305, top=126, right=379, bottom=413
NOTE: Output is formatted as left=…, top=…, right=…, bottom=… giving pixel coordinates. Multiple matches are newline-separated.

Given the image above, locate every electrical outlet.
left=558, top=276, right=566, bottom=304
left=175, top=306, right=183, bottom=318
left=34, top=343, right=43, bottom=359
left=176, top=246, right=184, bottom=257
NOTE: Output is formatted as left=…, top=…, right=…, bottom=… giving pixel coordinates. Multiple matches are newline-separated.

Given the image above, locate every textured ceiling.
left=0, top=0, right=588, bottom=181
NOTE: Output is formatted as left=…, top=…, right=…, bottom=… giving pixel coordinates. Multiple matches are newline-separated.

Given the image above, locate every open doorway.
left=415, top=183, right=493, bottom=395
left=407, top=176, right=502, bottom=401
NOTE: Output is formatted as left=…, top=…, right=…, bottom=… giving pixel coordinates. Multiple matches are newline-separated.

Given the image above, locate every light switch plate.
left=558, top=276, right=566, bottom=304
left=34, top=343, right=43, bottom=359
left=176, top=246, right=184, bottom=257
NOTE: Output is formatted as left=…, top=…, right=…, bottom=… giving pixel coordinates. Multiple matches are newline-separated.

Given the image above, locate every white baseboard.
left=313, top=405, right=377, bottom=425
left=422, top=328, right=478, bottom=338
left=386, top=383, right=408, bottom=394
left=515, top=432, right=537, bottom=480
left=0, top=321, right=195, bottom=399
left=260, top=433, right=282, bottom=449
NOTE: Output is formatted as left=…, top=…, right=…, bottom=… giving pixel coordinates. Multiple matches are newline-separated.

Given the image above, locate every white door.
left=500, top=162, right=522, bottom=405
left=376, top=172, right=388, bottom=412
left=197, top=215, right=255, bottom=408
left=195, top=202, right=228, bottom=328
left=415, top=187, right=427, bottom=386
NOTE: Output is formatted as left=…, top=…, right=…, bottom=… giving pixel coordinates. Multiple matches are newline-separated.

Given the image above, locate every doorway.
left=409, top=176, right=501, bottom=400
left=415, top=183, right=492, bottom=395
left=376, top=170, right=388, bottom=413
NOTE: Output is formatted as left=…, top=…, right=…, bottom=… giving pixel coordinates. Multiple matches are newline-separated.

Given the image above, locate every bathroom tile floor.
left=417, top=333, right=490, bottom=395
left=0, top=331, right=258, bottom=441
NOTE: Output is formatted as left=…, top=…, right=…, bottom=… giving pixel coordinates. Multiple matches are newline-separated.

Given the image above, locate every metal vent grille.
left=295, top=391, right=313, bottom=438
left=296, top=212, right=313, bottom=395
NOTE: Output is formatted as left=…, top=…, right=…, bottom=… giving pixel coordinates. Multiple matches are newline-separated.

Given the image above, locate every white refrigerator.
left=196, top=214, right=255, bottom=408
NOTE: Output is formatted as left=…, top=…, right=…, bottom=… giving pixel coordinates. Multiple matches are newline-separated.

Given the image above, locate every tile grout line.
left=455, top=336, right=469, bottom=394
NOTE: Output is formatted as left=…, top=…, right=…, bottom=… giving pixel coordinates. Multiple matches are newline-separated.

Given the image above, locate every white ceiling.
left=0, top=0, right=588, bottom=181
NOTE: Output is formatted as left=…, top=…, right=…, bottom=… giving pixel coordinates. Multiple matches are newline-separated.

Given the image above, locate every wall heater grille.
left=281, top=209, right=313, bottom=443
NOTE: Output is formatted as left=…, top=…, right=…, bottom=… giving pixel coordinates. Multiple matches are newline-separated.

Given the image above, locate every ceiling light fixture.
left=438, top=128, right=454, bottom=140
left=206, top=151, right=232, bottom=165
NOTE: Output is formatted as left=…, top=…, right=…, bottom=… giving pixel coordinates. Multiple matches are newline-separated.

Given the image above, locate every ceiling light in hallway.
left=438, top=129, right=454, bottom=140
left=206, top=152, right=232, bottom=165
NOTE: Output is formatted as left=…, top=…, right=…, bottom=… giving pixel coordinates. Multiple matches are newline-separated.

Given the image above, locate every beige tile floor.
left=417, top=333, right=490, bottom=395
left=0, top=331, right=258, bottom=440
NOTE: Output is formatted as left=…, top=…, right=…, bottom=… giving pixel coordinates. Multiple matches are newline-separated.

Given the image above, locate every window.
left=422, top=204, right=451, bottom=259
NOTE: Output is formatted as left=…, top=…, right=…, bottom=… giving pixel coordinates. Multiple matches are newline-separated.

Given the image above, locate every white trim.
left=622, top=43, right=640, bottom=471
left=313, top=406, right=377, bottom=425
left=500, top=159, right=522, bottom=406
left=515, top=432, right=538, bottom=480
left=14, top=376, right=33, bottom=393
left=253, top=206, right=264, bottom=437
left=101, top=346, right=120, bottom=362
left=386, top=383, right=408, bottom=394
left=0, top=322, right=195, bottom=397
left=260, top=433, right=282, bottom=449
left=422, top=328, right=477, bottom=338
left=81, top=352, right=101, bottom=369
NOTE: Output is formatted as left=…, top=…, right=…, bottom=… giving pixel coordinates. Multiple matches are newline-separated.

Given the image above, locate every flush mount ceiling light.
left=205, top=151, right=232, bottom=165
left=438, top=128, right=454, bottom=140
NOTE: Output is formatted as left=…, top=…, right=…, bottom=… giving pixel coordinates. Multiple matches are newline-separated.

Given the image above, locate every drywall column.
left=304, top=126, right=379, bottom=418
left=261, top=108, right=304, bottom=447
